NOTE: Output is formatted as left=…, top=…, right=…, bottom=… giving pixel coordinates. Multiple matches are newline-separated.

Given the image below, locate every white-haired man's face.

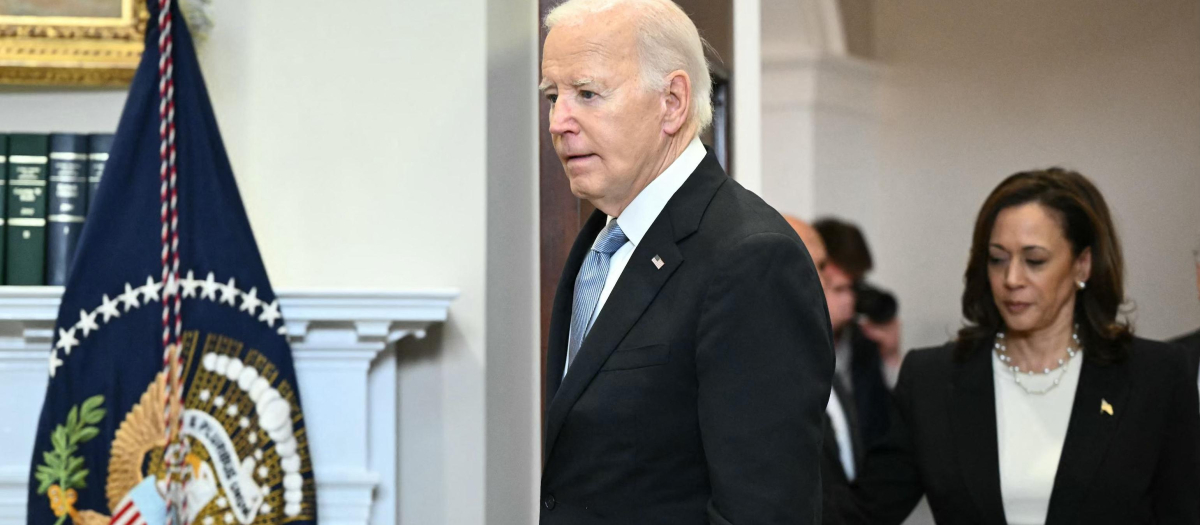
left=540, top=9, right=677, bottom=216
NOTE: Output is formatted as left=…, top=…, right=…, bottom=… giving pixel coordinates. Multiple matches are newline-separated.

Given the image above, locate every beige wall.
left=201, top=3, right=494, bottom=523
left=485, top=0, right=541, bottom=522
left=863, top=0, right=1200, bottom=348
left=837, top=0, right=874, bottom=58
left=203, top=1, right=542, bottom=523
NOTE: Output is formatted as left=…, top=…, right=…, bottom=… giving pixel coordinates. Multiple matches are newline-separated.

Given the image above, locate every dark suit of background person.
left=813, top=218, right=894, bottom=451
left=837, top=337, right=1199, bottom=525
left=785, top=214, right=862, bottom=525
left=842, top=323, right=891, bottom=449
left=821, top=380, right=861, bottom=525
left=541, top=151, right=835, bottom=524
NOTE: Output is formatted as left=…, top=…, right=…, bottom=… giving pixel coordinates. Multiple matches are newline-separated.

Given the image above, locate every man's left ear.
left=662, top=71, right=691, bottom=136
left=1075, top=247, right=1093, bottom=285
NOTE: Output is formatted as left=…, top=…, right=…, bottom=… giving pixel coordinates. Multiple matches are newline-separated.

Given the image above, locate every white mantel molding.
left=0, top=286, right=457, bottom=525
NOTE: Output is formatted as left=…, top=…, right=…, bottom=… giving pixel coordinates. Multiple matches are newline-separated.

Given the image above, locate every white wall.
left=852, top=0, right=1200, bottom=349
left=200, top=2, right=494, bottom=523
left=1, top=0, right=542, bottom=522
left=758, top=0, right=881, bottom=222
left=485, top=0, right=541, bottom=522
left=0, top=87, right=126, bottom=133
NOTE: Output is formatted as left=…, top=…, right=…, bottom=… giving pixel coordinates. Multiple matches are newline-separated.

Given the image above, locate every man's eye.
left=1026, top=259, right=1046, bottom=267
left=546, top=93, right=558, bottom=104
left=580, top=90, right=596, bottom=100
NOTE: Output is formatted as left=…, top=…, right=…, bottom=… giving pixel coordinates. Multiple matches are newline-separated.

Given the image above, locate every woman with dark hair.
left=833, top=168, right=1200, bottom=525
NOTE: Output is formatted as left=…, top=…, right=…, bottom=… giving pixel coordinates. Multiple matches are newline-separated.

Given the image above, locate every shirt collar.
left=604, top=136, right=706, bottom=247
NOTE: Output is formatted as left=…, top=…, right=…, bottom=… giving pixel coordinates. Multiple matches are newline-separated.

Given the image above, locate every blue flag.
left=27, top=2, right=317, bottom=524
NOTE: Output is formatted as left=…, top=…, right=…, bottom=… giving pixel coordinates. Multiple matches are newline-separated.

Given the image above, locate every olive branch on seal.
left=34, top=395, right=105, bottom=525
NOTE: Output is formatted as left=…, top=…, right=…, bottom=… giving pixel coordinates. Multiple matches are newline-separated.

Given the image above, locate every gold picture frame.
left=0, top=0, right=150, bottom=86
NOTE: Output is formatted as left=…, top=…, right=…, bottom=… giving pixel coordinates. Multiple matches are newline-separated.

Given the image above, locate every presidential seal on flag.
left=36, top=329, right=313, bottom=525
left=26, top=1, right=318, bottom=524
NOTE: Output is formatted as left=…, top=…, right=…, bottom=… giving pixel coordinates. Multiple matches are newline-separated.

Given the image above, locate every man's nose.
left=548, top=100, right=578, bottom=136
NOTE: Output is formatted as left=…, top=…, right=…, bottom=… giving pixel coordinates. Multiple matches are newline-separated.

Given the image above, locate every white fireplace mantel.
left=0, top=287, right=457, bottom=525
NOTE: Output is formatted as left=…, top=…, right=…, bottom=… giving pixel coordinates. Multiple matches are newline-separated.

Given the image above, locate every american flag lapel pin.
left=651, top=255, right=665, bottom=269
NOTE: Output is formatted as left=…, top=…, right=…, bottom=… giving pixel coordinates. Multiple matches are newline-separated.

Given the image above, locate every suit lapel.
left=950, top=343, right=1008, bottom=525
left=542, top=151, right=728, bottom=466
left=1044, top=353, right=1130, bottom=525
left=542, top=214, right=683, bottom=462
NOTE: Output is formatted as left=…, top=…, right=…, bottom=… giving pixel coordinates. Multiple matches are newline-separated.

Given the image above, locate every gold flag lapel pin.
left=1100, top=398, right=1114, bottom=416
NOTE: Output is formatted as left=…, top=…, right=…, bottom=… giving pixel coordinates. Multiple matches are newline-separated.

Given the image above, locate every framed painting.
left=0, top=0, right=150, bottom=86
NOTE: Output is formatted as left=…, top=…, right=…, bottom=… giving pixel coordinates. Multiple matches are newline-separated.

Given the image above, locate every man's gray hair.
left=545, top=0, right=714, bottom=134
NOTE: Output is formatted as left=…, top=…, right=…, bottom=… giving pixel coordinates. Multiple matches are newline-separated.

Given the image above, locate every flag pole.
left=156, top=0, right=189, bottom=523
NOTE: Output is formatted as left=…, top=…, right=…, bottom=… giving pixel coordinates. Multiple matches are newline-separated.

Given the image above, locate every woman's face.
left=987, top=202, right=1091, bottom=335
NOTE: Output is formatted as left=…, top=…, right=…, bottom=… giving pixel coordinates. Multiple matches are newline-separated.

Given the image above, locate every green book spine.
left=0, top=134, right=6, bottom=284
left=6, top=134, right=50, bottom=285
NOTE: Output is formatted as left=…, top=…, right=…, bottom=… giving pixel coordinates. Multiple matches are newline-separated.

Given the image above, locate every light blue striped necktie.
left=566, top=220, right=628, bottom=373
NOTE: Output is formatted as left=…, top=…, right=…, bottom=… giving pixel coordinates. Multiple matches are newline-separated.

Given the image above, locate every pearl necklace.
left=993, top=327, right=1081, bottom=395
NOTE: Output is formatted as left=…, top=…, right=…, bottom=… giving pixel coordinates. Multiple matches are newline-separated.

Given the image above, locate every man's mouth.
left=564, top=154, right=597, bottom=167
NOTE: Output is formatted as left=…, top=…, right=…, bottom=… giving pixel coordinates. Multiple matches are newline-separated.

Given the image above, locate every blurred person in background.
left=814, top=218, right=899, bottom=450
left=787, top=215, right=861, bottom=525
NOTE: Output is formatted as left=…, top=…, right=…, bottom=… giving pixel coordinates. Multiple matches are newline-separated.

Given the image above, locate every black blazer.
left=541, top=150, right=834, bottom=524
left=836, top=337, right=1200, bottom=525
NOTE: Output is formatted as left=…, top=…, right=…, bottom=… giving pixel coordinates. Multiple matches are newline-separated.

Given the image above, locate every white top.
left=992, top=349, right=1083, bottom=525
left=563, top=137, right=706, bottom=377
left=826, top=389, right=856, bottom=481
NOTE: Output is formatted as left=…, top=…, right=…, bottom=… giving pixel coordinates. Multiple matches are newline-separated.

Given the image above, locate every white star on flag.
left=181, top=270, right=201, bottom=298
left=97, top=294, right=121, bottom=323
left=200, top=272, right=220, bottom=301
left=240, top=287, right=262, bottom=315
left=77, top=309, right=100, bottom=337
left=259, top=300, right=282, bottom=327
left=56, top=327, right=79, bottom=356
left=48, top=350, right=63, bottom=377
left=120, top=283, right=141, bottom=311
left=163, top=272, right=180, bottom=299
left=220, top=278, right=239, bottom=305
left=141, top=276, right=163, bottom=302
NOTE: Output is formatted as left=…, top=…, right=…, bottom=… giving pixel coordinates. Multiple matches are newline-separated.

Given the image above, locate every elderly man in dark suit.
left=538, top=0, right=834, bottom=523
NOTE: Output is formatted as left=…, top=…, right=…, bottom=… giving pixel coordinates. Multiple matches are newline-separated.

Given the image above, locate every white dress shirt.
left=993, top=349, right=1082, bottom=525
left=826, top=389, right=857, bottom=481
left=564, top=137, right=706, bottom=376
